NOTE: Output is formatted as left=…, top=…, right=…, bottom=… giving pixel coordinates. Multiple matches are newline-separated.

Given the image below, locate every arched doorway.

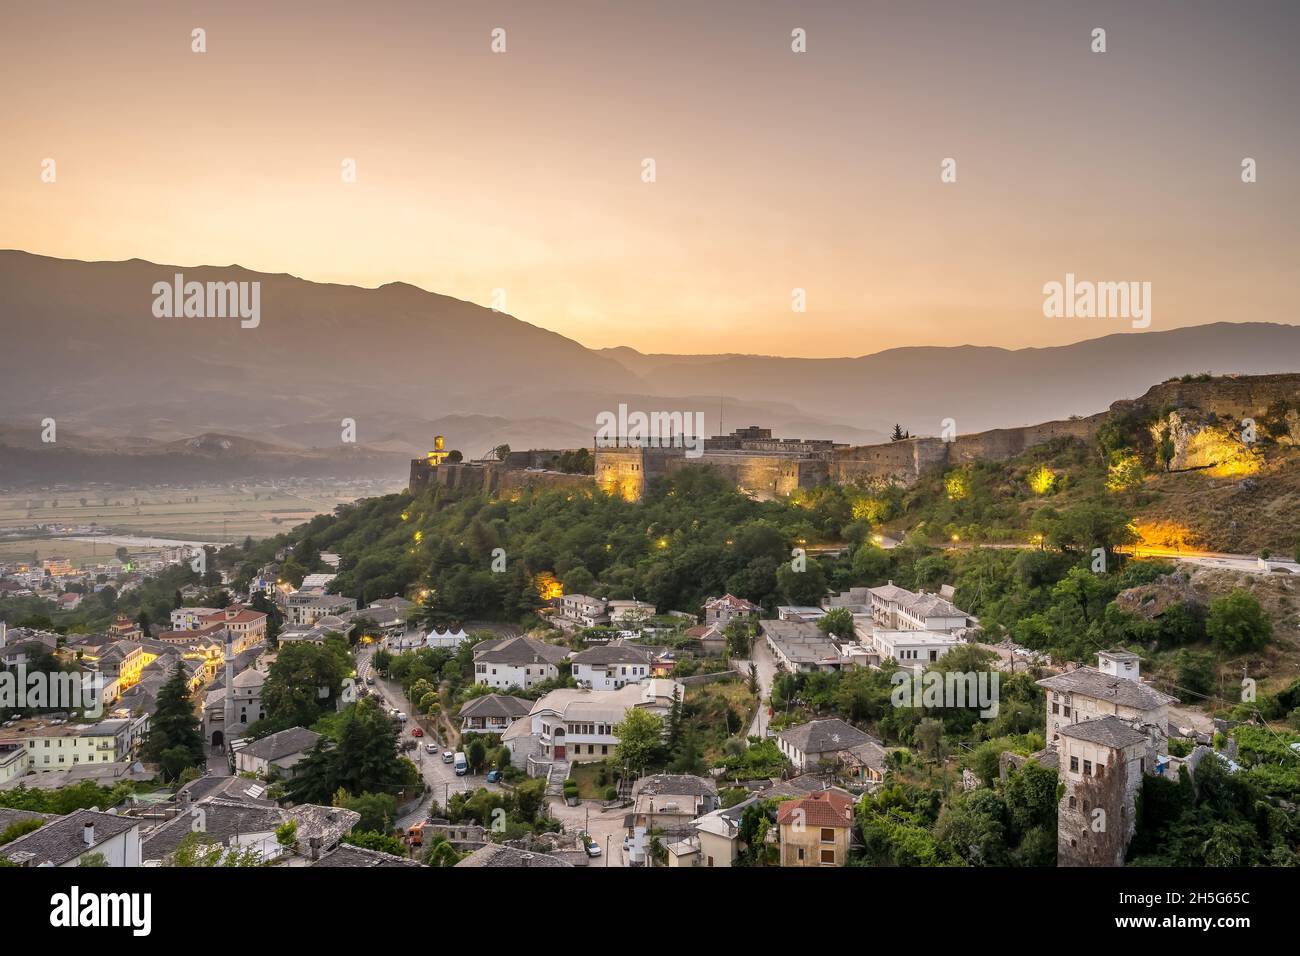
left=552, top=726, right=566, bottom=759
left=211, top=730, right=224, bottom=749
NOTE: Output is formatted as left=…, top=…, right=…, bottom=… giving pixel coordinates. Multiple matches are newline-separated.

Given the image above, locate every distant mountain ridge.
left=2, top=250, right=1298, bottom=484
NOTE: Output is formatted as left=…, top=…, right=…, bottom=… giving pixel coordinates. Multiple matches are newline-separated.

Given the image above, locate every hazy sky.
left=2, top=0, right=1298, bottom=357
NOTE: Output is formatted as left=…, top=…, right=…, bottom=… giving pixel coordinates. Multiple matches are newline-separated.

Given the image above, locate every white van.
left=453, top=751, right=468, bottom=775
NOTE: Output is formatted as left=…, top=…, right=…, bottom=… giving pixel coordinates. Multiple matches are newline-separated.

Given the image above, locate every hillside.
left=3, top=250, right=1299, bottom=487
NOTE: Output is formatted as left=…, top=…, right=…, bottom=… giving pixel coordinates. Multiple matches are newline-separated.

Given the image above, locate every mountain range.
left=3, top=249, right=1299, bottom=485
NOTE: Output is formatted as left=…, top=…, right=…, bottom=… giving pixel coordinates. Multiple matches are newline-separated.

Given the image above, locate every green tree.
left=141, top=662, right=204, bottom=781
left=1206, top=590, right=1271, bottom=654
left=613, top=707, right=663, bottom=773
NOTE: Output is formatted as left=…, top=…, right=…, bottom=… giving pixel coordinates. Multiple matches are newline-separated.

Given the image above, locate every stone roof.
left=454, top=843, right=574, bottom=867
left=1036, top=666, right=1176, bottom=711
left=777, top=718, right=871, bottom=756
left=141, top=799, right=286, bottom=860
left=473, top=635, right=570, bottom=666
left=140, top=798, right=357, bottom=861
left=1058, top=715, right=1149, bottom=749
left=176, top=775, right=275, bottom=805
left=3, top=809, right=137, bottom=867
left=631, top=774, right=718, bottom=799
left=311, top=844, right=423, bottom=868
left=458, top=694, right=531, bottom=720
left=571, top=645, right=652, bottom=666
left=240, top=726, right=322, bottom=762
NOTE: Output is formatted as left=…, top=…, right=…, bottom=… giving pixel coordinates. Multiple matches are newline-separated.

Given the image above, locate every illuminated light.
left=1106, top=453, right=1144, bottom=492
left=1129, top=519, right=1196, bottom=552
left=657, top=538, right=668, bottom=549
left=413, top=531, right=422, bottom=543
left=400, top=512, right=409, bottom=521
left=1027, top=465, right=1056, bottom=495
left=951, top=534, right=960, bottom=543
left=944, top=471, right=969, bottom=501
left=534, top=572, right=563, bottom=600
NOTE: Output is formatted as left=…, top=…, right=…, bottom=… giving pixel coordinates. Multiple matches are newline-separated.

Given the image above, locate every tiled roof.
left=776, top=789, right=855, bottom=828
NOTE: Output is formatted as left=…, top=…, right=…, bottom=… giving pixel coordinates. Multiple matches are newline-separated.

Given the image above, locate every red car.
left=411, top=727, right=423, bottom=737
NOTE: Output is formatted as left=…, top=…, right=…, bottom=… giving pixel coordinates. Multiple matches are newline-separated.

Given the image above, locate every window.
left=1062, top=705, right=1071, bottom=717
left=797, top=848, right=804, bottom=861
left=820, top=828, right=835, bottom=843
left=1083, top=760, right=1092, bottom=776
left=1096, top=763, right=1105, bottom=777
left=820, top=849, right=835, bottom=864
left=1051, top=702, right=1059, bottom=715
left=1068, top=796, right=1076, bottom=809
left=1069, top=756, right=1079, bottom=772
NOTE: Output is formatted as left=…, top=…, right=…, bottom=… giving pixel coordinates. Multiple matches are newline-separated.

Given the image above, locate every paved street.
left=354, top=645, right=501, bottom=831
left=737, top=634, right=777, bottom=739
left=546, top=798, right=627, bottom=867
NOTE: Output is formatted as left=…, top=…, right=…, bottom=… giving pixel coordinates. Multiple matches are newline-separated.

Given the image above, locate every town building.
left=234, top=726, right=322, bottom=778
left=703, top=593, right=760, bottom=626
left=503, top=679, right=682, bottom=775
left=472, top=635, right=570, bottom=690
left=458, top=694, right=531, bottom=735
left=776, top=718, right=877, bottom=773
left=2, top=809, right=142, bottom=868
left=571, top=644, right=653, bottom=690
left=776, top=788, right=855, bottom=867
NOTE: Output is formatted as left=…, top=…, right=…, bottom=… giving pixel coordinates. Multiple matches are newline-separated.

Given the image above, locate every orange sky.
left=2, top=0, right=1297, bottom=356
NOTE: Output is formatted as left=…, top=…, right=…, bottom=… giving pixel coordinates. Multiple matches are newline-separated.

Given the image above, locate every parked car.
left=425, top=743, right=438, bottom=754
left=585, top=841, right=602, bottom=858
left=486, top=769, right=501, bottom=783
left=411, top=727, right=423, bottom=737
left=442, top=751, right=454, bottom=764
left=396, top=712, right=408, bottom=722
left=453, top=752, right=468, bottom=775
left=365, top=676, right=375, bottom=685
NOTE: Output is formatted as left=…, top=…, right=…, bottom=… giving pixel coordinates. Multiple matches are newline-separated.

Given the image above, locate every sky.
left=2, top=0, right=1298, bottom=357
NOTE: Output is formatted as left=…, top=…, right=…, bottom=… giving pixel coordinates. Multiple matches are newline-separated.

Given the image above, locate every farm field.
left=0, top=479, right=402, bottom=566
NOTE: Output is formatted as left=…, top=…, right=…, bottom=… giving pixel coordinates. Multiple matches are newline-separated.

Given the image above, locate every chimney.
left=83, top=821, right=95, bottom=846
left=308, top=836, right=322, bottom=861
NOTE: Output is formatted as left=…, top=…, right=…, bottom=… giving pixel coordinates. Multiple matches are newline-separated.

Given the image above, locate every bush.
left=604, top=787, right=617, bottom=801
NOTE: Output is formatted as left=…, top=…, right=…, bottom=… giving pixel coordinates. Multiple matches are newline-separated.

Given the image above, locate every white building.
left=503, top=679, right=682, bottom=771
left=570, top=645, right=653, bottom=690
left=869, top=629, right=961, bottom=670
left=1036, top=651, right=1175, bottom=747
left=472, top=636, right=570, bottom=690
left=561, top=594, right=610, bottom=627
left=2, top=809, right=142, bottom=868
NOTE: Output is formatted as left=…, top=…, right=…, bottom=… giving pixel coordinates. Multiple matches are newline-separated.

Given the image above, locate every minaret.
left=223, top=632, right=236, bottom=738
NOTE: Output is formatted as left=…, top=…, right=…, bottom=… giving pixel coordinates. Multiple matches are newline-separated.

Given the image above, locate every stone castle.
left=409, top=374, right=1300, bottom=501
